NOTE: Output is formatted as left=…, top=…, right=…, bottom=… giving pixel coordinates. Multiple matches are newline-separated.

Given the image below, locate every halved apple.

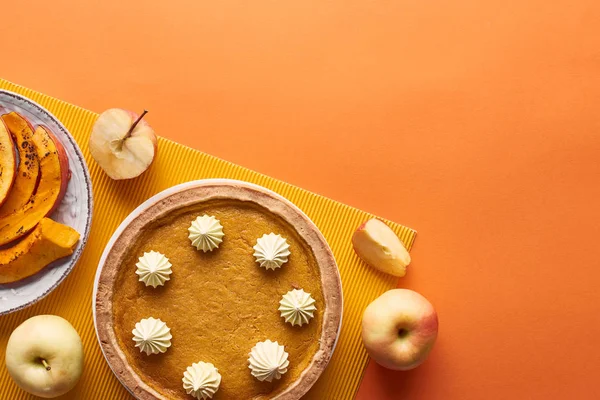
left=0, top=112, right=41, bottom=217
left=89, top=109, right=157, bottom=180
left=0, top=125, right=69, bottom=246
left=0, top=118, right=17, bottom=207
left=352, top=218, right=411, bottom=277
left=0, top=218, right=80, bottom=283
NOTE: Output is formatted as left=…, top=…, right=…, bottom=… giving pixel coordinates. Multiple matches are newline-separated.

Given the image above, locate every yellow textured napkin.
left=0, top=78, right=416, bottom=400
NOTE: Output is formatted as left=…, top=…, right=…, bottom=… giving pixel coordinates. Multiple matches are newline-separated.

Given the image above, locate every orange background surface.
left=2, top=0, right=600, bottom=398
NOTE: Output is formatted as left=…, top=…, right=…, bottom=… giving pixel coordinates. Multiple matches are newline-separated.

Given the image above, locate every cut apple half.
left=89, top=109, right=157, bottom=180
left=0, top=118, right=17, bottom=207
left=0, top=125, right=69, bottom=246
left=0, top=112, right=41, bottom=217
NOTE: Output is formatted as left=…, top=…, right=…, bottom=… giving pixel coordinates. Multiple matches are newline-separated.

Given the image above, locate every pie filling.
left=111, top=199, right=324, bottom=399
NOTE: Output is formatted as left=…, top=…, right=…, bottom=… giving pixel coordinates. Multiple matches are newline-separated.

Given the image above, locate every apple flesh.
left=362, top=289, right=438, bottom=370
left=352, top=218, right=411, bottom=277
left=89, top=109, right=157, bottom=180
left=5, top=315, right=84, bottom=398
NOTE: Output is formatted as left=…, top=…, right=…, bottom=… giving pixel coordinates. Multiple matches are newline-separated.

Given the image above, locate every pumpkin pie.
left=95, top=181, right=343, bottom=399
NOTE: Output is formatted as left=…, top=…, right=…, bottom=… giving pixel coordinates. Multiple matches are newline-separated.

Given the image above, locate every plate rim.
left=0, top=89, right=94, bottom=316
left=92, top=178, right=343, bottom=399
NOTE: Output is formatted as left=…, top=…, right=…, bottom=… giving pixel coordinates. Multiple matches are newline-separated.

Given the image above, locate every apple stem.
left=125, top=109, right=148, bottom=139
left=41, top=359, right=51, bottom=371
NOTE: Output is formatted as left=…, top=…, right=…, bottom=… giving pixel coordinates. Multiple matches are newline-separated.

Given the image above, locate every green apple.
left=5, top=315, right=84, bottom=398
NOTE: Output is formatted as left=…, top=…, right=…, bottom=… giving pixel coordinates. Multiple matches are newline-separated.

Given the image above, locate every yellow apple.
left=5, top=315, right=84, bottom=398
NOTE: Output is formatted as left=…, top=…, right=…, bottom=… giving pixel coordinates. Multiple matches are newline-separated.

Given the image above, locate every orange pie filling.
left=111, top=200, right=324, bottom=399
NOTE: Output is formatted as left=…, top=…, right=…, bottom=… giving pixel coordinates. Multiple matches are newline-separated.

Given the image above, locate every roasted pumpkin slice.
left=0, top=112, right=41, bottom=217
left=0, top=217, right=79, bottom=283
left=0, top=118, right=17, bottom=207
left=0, top=125, right=69, bottom=246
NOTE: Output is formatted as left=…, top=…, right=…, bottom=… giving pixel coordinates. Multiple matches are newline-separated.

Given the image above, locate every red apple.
left=362, top=289, right=438, bottom=370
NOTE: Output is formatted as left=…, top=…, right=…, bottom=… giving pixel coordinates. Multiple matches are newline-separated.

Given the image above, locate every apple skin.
left=362, top=289, right=438, bottom=370
left=5, top=315, right=84, bottom=398
left=126, top=110, right=157, bottom=145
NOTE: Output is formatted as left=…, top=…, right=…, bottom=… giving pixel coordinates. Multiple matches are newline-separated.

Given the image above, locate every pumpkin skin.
left=42, top=125, right=70, bottom=216
left=0, top=217, right=80, bottom=283
left=0, top=118, right=17, bottom=207
left=0, top=125, right=69, bottom=246
left=0, top=112, right=41, bottom=217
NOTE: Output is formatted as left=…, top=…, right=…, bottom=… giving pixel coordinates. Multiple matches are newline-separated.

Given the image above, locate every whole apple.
left=362, top=289, right=438, bottom=370
left=5, top=315, right=84, bottom=398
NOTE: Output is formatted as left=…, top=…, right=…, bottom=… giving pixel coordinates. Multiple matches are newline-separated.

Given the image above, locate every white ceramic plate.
left=0, top=90, right=93, bottom=315
left=92, top=179, right=342, bottom=398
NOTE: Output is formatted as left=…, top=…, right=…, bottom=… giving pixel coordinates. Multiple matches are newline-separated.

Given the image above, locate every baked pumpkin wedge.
left=0, top=217, right=79, bottom=283
left=0, top=125, right=69, bottom=246
left=0, top=118, right=17, bottom=207
left=0, top=112, right=41, bottom=217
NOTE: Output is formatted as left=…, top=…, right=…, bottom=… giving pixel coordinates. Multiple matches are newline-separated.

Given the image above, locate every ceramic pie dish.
left=93, top=179, right=343, bottom=399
